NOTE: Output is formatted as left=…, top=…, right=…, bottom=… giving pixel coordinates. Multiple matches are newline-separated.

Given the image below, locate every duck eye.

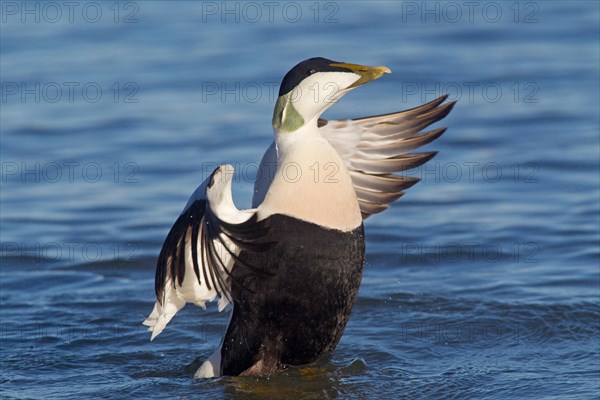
left=308, top=69, right=316, bottom=75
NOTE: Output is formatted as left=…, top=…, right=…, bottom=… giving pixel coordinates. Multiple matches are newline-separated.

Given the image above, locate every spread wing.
left=144, top=164, right=270, bottom=340
left=319, top=95, right=456, bottom=218
left=252, top=95, right=456, bottom=215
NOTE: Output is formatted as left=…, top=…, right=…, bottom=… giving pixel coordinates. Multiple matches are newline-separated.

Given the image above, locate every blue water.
left=1, top=1, right=599, bottom=398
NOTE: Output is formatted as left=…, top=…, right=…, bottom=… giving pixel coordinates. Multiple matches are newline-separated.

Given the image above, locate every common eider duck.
left=143, top=57, right=455, bottom=377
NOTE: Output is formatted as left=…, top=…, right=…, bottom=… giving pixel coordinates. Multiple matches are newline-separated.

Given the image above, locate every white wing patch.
left=143, top=165, right=259, bottom=340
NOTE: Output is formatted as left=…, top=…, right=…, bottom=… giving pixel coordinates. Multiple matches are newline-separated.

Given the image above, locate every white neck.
left=258, top=121, right=362, bottom=232
left=274, top=117, right=320, bottom=161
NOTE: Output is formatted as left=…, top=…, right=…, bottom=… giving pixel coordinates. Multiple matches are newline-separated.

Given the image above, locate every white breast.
left=257, top=136, right=362, bottom=232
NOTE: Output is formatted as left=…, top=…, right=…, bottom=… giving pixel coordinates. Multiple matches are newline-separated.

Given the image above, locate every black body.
left=220, top=214, right=365, bottom=376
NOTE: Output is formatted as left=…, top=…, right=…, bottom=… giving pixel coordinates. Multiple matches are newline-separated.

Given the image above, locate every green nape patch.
left=272, top=94, right=304, bottom=133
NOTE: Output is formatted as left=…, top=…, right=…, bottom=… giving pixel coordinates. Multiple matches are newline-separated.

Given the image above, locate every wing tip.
left=429, top=126, right=448, bottom=140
